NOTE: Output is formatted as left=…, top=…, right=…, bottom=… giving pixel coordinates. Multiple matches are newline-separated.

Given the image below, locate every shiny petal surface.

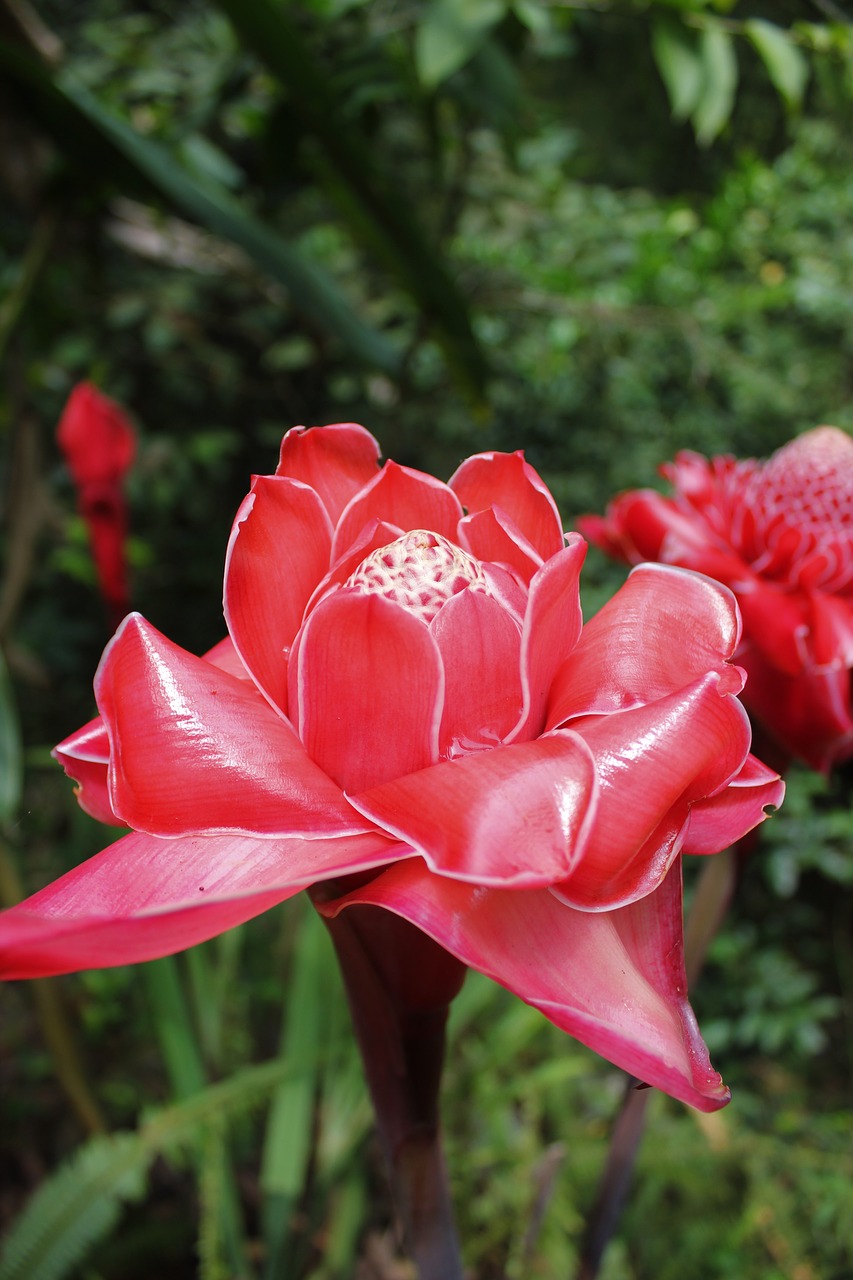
left=331, top=462, right=463, bottom=561
left=458, top=507, right=542, bottom=585
left=0, top=828, right=406, bottom=979
left=683, top=753, right=785, bottom=854
left=96, top=614, right=367, bottom=837
left=347, top=730, right=597, bottom=887
left=449, top=451, right=564, bottom=561
left=511, top=538, right=586, bottom=742
left=224, top=476, right=333, bottom=712
left=52, top=716, right=116, bottom=826
left=276, top=423, right=381, bottom=523
left=295, top=591, right=443, bottom=793
left=556, top=673, right=752, bottom=909
left=319, top=858, right=729, bottom=1112
left=430, top=589, right=523, bottom=757
left=547, top=563, right=743, bottom=731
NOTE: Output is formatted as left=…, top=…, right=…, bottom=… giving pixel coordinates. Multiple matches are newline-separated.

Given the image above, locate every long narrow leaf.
left=213, top=0, right=488, bottom=397
left=0, top=39, right=400, bottom=375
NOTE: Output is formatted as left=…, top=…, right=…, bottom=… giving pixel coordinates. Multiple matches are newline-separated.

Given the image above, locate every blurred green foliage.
left=1, top=0, right=853, bottom=1277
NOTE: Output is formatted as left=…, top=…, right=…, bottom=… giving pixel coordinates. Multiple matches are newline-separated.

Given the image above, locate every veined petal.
left=331, top=462, right=463, bottom=562
left=431, top=589, right=523, bottom=757
left=319, top=858, right=730, bottom=1112
left=276, top=423, right=381, bottom=524
left=458, top=507, right=542, bottom=586
left=347, top=730, right=597, bottom=888
left=684, top=753, right=785, bottom=854
left=547, top=563, right=743, bottom=730
left=224, top=476, right=333, bottom=713
left=0, top=828, right=406, bottom=979
left=448, top=451, right=564, bottom=561
left=510, top=538, right=586, bottom=743
left=96, top=614, right=368, bottom=838
left=556, top=673, right=752, bottom=909
left=295, top=591, right=443, bottom=793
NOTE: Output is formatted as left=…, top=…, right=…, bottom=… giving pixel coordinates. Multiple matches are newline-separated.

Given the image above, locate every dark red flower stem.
left=574, top=842, right=748, bottom=1280
left=312, top=894, right=466, bottom=1280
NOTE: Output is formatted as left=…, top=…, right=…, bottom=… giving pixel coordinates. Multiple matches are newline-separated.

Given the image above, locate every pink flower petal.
left=547, top=563, right=743, bottom=730
left=276, top=423, right=381, bottom=524
left=96, top=614, right=368, bottom=838
left=294, top=591, right=443, bottom=793
left=458, top=507, right=542, bottom=585
left=331, top=462, right=463, bottom=562
left=303, top=518, right=403, bottom=616
left=449, top=451, right=565, bottom=561
left=319, top=858, right=730, bottom=1112
left=556, top=673, right=753, bottom=909
left=224, top=476, right=333, bottom=713
left=347, top=730, right=597, bottom=887
left=53, top=716, right=117, bottom=826
left=684, top=753, right=785, bottom=854
left=52, top=639, right=253, bottom=826
left=430, top=589, right=523, bottom=757
left=737, top=643, right=853, bottom=773
left=202, top=635, right=253, bottom=680
left=0, top=828, right=405, bottom=979
left=510, top=537, right=586, bottom=742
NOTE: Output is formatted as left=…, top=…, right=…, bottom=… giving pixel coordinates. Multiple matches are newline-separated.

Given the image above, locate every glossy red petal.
left=431, top=589, right=523, bottom=757
left=684, top=753, right=785, bottom=854
left=331, top=462, right=463, bottom=561
left=547, top=563, right=743, bottom=730
left=0, top=828, right=405, bottom=979
left=556, top=673, right=752, bottom=909
left=224, top=476, right=332, bottom=713
left=294, top=591, right=443, bottom=793
left=276, top=423, right=381, bottom=524
left=448, top=451, right=564, bottom=561
left=52, top=716, right=116, bottom=826
left=96, top=614, right=367, bottom=838
left=52, top=640, right=252, bottom=825
left=320, top=858, right=730, bottom=1112
left=347, top=730, right=597, bottom=887
left=511, top=538, right=586, bottom=743
left=457, top=507, right=542, bottom=585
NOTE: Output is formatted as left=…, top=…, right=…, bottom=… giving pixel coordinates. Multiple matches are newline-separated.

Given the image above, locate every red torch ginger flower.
left=581, top=427, right=853, bottom=772
left=0, top=424, right=783, bottom=1110
left=56, top=382, right=136, bottom=629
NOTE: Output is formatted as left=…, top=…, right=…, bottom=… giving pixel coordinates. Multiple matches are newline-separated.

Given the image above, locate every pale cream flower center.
left=346, top=530, right=489, bottom=623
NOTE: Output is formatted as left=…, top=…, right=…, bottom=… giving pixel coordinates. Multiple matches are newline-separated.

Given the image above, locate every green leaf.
left=0, top=1061, right=298, bottom=1280
left=0, top=39, right=400, bottom=376
left=0, top=1134, right=149, bottom=1280
left=213, top=0, right=488, bottom=398
left=0, top=651, right=22, bottom=824
left=651, top=17, right=704, bottom=121
left=746, top=19, right=809, bottom=110
left=692, top=23, right=738, bottom=146
left=415, top=0, right=506, bottom=89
